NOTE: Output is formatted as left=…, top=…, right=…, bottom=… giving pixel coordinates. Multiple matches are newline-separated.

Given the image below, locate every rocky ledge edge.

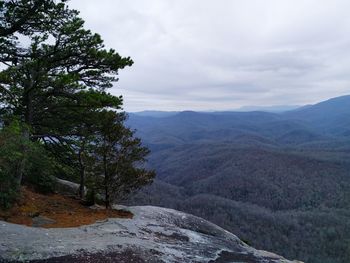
left=0, top=206, right=302, bottom=263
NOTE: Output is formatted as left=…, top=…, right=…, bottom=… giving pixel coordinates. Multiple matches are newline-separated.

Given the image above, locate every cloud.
left=69, top=0, right=350, bottom=111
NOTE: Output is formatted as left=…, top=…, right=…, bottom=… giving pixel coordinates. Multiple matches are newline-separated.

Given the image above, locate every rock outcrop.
left=0, top=206, right=301, bottom=263
left=54, top=177, right=84, bottom=197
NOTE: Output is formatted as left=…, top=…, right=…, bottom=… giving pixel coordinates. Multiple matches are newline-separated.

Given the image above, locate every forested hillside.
left=126, top=95, right=350, bottom=263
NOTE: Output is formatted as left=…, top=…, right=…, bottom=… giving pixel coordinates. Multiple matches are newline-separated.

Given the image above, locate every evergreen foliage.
left=0, top=0, right=154, bottom=209
left=0, top=121, right=27, bottom=209
left=92, top=111, right=155, bottom=208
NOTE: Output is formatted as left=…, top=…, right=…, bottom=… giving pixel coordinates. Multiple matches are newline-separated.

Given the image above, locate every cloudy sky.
left=69, top=0, right=350, bottom=111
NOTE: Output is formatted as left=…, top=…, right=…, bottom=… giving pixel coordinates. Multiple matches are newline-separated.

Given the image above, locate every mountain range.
left=125, top=95, right=350, bottom=263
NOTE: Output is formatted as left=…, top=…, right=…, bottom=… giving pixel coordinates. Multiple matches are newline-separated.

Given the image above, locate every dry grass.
left=0, top=187, right=133, bottom=228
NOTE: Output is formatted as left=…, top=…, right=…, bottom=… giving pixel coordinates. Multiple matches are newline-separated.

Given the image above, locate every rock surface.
left=54, top=177, right=82, bottom=196
left=0, top=206, right=301, bottom=263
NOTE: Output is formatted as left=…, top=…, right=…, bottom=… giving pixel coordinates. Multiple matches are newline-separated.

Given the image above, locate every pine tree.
left=0, top=1, right=154, bottom=205
left=92, top=111, right=155, bottom=208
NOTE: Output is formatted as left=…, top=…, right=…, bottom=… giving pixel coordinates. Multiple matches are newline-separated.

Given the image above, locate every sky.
left=69, top=0, right=350, bottom=111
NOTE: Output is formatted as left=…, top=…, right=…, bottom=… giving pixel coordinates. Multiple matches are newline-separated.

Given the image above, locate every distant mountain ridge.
left=130, top=110, right=179, bottom=118
left=131, top=95, right=350, bottom=118
left=128, top=95, right=350, bottom=146
left=237, top=104, right=301, bottom=112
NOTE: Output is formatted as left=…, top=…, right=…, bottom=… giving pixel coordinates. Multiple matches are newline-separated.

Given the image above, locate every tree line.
left=0, top=0, right=155, bottom=209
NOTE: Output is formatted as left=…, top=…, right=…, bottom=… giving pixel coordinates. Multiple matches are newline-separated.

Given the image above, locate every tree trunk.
left=14, top=129, right=29, bottom=188
left=103, top=152, right=110, bottom=209
left=24, top=91, right=33, bottom=127
left=16, top=81, right=32, bottom=186
left=78, top=143, right=86, bottom=199
left=17, top=77, right=34, bottom=187
left=24, top=73, right=35, bottom=126
left=79, top=165, right=85, bottom=199
left=105, top=184, right=110, bottom=209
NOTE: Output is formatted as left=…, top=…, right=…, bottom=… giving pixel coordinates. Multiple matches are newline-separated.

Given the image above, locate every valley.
left=126, top=95, right=350, bottom=263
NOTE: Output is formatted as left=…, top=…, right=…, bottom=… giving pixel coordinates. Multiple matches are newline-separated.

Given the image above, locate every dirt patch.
left=0, top=187, right=133, bottom=228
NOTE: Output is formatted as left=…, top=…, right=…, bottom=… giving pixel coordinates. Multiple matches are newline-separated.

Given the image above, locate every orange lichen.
left=0, top=187, right=132, bottom=228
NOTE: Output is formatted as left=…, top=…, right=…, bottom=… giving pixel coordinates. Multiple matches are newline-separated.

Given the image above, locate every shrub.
left=0, top=121, right=57, bottom=209
left=23, top=143, right=57, bottom=194
left=0, top=121, right=26, bottom=209
left=0, top=169, right=19, bottom=209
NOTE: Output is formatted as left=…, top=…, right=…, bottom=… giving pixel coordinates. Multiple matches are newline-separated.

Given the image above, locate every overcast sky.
left=69, top=0, right=350, bottom=111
